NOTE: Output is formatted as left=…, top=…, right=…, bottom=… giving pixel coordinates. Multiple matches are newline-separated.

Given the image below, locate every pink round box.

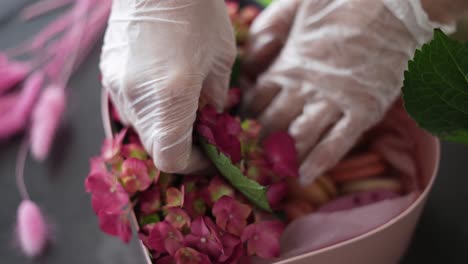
left=101, top=90, right=440, bottom=264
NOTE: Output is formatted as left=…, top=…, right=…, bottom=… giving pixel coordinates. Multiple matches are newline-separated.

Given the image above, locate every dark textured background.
left=1, top=1, right=468, bottom=263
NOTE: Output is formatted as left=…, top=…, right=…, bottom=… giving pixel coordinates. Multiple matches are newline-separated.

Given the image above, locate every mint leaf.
left=200, top=139, right=272, bottom=212
left=403, top=29, right=468, bottom=143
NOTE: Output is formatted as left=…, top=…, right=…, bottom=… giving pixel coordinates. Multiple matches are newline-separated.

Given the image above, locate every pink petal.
left=165, top=208, right=191, bottom=230
left=98, top=211, right=132, bottom=243
left=266, top=182, right=288, bottom=209
left=157, top=255, right=175, bottom=264
left=206, top=176, right=234, bottom=204
left=197, top=124, right=216, bottom=145
left=139, top=185, right=162, bottom=215
left=224, top=88, right=241, bottom=111
left=89, top=157, right=107, bottom=174
left=166, top=187, right=184, bottom=208
left=120, top=158, right=151, bottom=194
left=212, top=196, right=251, bottom=236
left=121, top=143, right=147, bottom=159
left=175, top=247, right=211, bottom=264
left=101, top=128, right=127, bottom=163
left=263, top=132, right=299, bottom=178
left=147, top=221, right=183, bottom=255
left=30, top=85, right=66, bottom=161
left=16, top=200, right=48, bottom=257
left=85, top=172, right=129, bottom=213
left=241, top=221, right=284, bottom=259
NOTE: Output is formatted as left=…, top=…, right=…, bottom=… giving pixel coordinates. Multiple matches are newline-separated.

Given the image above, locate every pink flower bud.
left=31, top=85, right=66, bottom=161
left=16, top=200, right=48, bottom=257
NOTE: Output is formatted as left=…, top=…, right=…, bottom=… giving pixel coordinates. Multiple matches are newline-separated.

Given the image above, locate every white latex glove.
left=100, top=0, right=236, bottom=173
left=242, top=0, right=455, bottom=185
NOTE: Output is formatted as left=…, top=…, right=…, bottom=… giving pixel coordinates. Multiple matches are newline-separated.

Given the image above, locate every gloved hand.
left=100, top=0, right=236, bottom=173
left=242, top=0, right=455, bottom=185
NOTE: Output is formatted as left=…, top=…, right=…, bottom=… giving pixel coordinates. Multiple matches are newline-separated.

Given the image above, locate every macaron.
left=287, top=176, right=336, bottom=206
left=330, top=152, right=387, bottom=183
left=318, top=189, right=400, bottom=213
left=332, top=151, right=383, bottom=172
left=340, top=177, right=403, bottom=195
left=316, top=175, right=338, bottom=198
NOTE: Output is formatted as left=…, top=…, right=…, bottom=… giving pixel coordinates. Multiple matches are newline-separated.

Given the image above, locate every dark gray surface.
left=1, top=1, right=468, bottom=263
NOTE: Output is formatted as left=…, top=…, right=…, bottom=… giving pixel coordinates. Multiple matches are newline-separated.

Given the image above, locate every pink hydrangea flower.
left=224, top=88, right=241, bottom=111
left=121, top=143, right=147, bottom=160
left=101, top=129, right=127, bottom=163
left=147, top=221, right=184, bottom=255
left=185, top=217, right=223, bottom=260
left=139, top=185, right=162, bottom=215
left=89, top=157, right=107, bottom=174
left=217, top=230, right=243, bottom=263
left=85, top=171, right=129, bottom=214
left=241, top=221, right=285, bottom=259
left=197, top=106, right=242, bottom=163
left=98, top=210, right=132, bottom=243
left=266, top=182, right=288, bottom=209
left=184, top=191, right=207, bottom=218
left=119, top=158, right=151, bottom=194
left=156, top=255, right=176, bottom=264
left=212, top=196, right=252, bottom=236
left=165, top=208, right=191, bottom=230
left=175, top=247, right=211, bottom=264
left=166, top=187, right=185, bottom=208
left=262, top=132, right=299, bottom=178
left=206, top=176, right=235, bottom=204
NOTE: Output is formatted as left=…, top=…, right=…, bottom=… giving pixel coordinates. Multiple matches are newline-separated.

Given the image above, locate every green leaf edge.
left=402, top=29, right=468, bottom=144
left=200, top=139, right=272, bottom=212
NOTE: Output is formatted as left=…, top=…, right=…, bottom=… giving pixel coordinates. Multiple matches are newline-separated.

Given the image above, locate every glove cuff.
left=383, top=0, right=456, bottom=46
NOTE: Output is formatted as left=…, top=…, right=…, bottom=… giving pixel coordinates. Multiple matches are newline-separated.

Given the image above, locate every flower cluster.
left=197, top=104, right=299, bottom=210
left=227, top=1, right=260, bottom=45
left=85, top=118, right=294, bottom=263
left=86, top=2, right=297, bottom=263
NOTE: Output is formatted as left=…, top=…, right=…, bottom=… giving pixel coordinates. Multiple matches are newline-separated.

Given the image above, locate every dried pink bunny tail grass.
left=31, top=85, right=66, bottom=161
left=20, top=0, right=73, bottom=21
left=16, top=200, right=48, bottom=257
left=15, top=139, right=49, bottom=257
left=0, top=72, right=44, bottom=141
left=0, top=59, right=31, bottom=95
left=0, top=92, right=20, bottom=116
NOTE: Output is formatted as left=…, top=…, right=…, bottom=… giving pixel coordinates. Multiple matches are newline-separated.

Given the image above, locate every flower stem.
left=16, top=138, right=30, bottom=201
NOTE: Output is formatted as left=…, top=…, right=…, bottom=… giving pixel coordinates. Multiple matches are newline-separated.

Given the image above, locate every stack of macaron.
left=284, top=151, right=403, bottom=221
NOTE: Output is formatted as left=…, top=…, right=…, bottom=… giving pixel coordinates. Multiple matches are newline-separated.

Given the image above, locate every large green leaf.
left=403, top=29, right=468, bottom=143
left=200, top=140, right=272, bottom=212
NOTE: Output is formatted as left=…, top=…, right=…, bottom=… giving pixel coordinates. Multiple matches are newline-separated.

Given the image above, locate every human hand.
left=242, top=0, right=455, bottom=185
left=100, top=0, right=236, bottom=173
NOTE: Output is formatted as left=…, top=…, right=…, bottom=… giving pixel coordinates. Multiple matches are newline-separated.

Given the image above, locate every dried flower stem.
left=16, top=138, right=30, bottom=201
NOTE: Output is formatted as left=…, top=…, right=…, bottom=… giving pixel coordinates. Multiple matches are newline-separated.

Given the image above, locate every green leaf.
left=255, top=0, right=273, bottom=7
left=200, top=139, right=272, bottom=212
left=402, top=29, right=468, bottom=143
